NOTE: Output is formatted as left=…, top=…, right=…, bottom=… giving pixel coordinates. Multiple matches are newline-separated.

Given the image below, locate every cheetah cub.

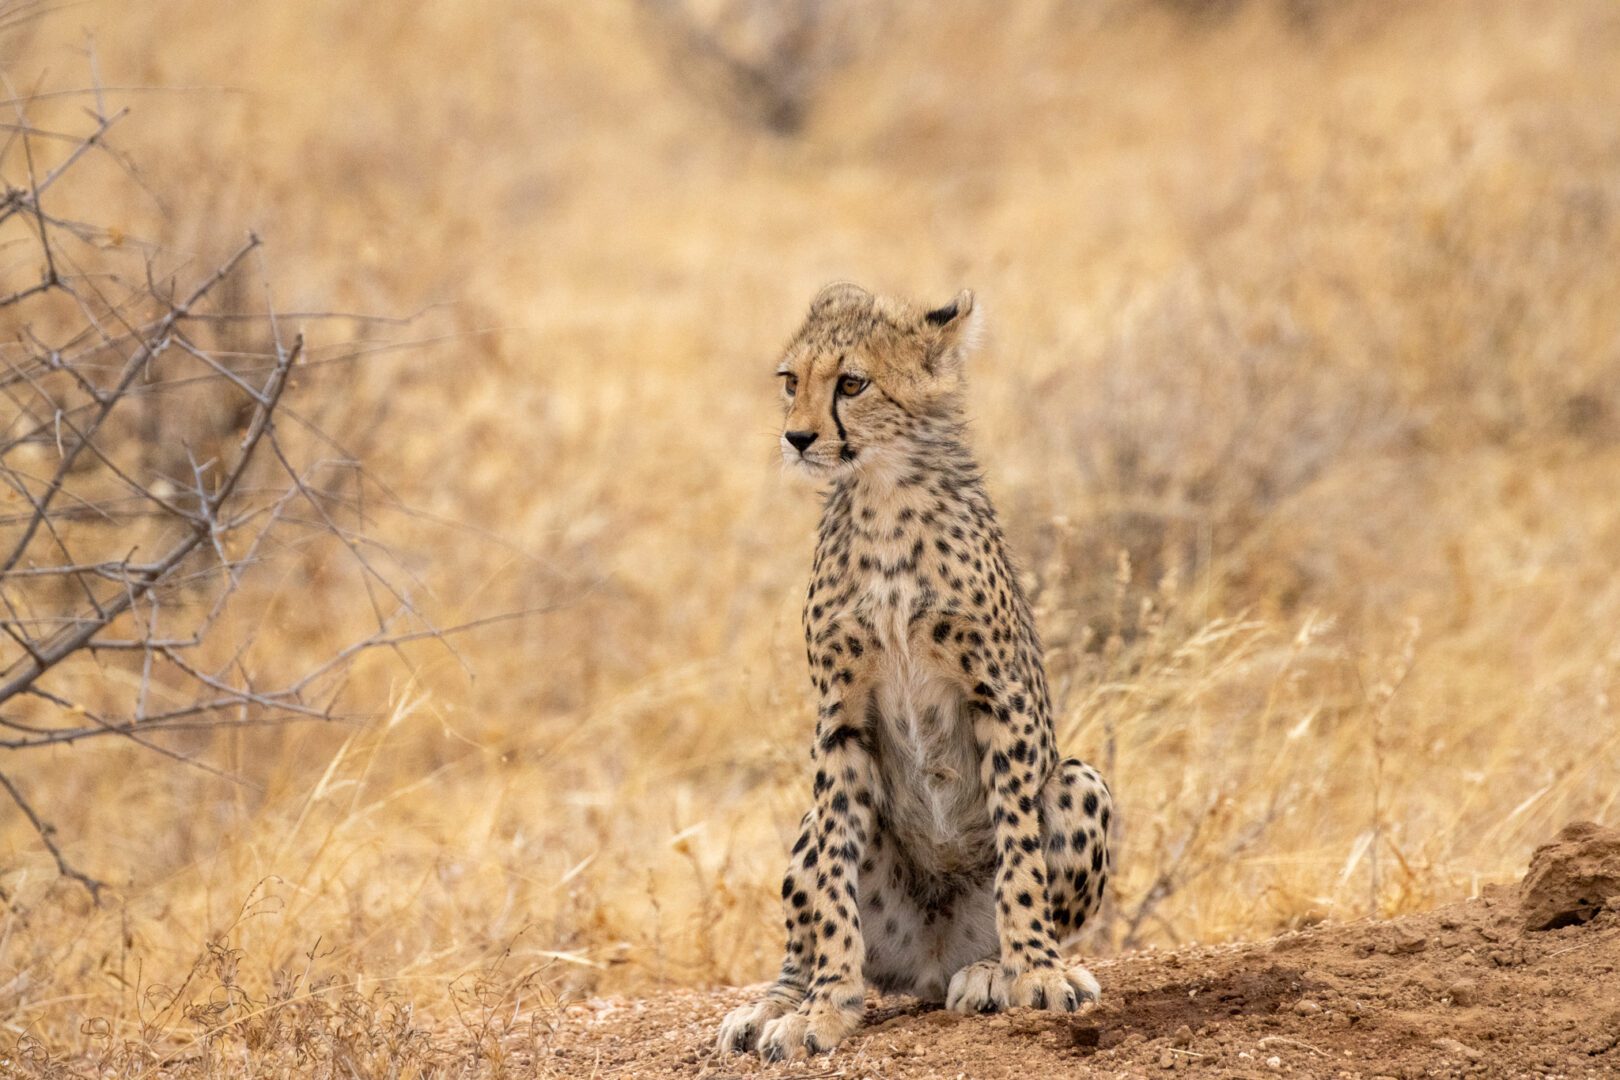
left=719, top=284, right=1114, bottom=1061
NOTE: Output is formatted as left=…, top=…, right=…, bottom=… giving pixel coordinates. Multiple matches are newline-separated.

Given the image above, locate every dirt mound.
left=1519, top=820, right=1620, bottom=932
left=539, top=826, right=1620, bottom=1078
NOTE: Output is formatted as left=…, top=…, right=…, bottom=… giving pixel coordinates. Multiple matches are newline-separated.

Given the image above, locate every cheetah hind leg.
left=1042, top=758, right=1114, bottom=948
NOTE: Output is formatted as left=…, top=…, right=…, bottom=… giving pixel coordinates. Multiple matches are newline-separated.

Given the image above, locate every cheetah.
left=718, top=283, right=1115, bottom=1061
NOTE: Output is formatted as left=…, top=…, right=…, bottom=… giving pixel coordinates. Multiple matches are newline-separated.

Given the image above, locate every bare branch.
left=0, top=233, right=262, bottom=575
left=0, top=71, right=563, bottom=901
left=0, top=769, right=104, bottom=902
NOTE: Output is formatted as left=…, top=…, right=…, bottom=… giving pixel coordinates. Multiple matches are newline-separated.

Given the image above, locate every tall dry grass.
left=3, top=0, right=1620, bottom=1072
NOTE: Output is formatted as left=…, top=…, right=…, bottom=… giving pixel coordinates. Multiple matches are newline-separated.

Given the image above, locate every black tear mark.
left=831, top=380, right=854, bottom=461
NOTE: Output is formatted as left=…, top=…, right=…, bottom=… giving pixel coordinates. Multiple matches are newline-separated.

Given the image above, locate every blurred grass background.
left=4, top=0, right=1620, bottom=1064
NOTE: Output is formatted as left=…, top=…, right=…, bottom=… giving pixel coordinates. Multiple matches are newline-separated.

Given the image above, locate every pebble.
left=1266, top=1054, right=1283, bottom=1070
left=1433, top=1036, right=1484, bottom=1062
left=1292, top=999, right=1322, bottom=1016
left=1172, top=1024, right=1194, bottom=1048
left=1447, top=977, right=1478, bottom=1006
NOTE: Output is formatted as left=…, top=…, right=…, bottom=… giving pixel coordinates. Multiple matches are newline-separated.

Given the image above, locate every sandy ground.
left=539, top=823, right=1620, bottom=1079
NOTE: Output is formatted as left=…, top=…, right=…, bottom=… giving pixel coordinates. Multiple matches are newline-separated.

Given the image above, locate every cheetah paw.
left=756, top=996, right=863, bottom=1061
left=947, top=959, right=1100, bottom=1014
left=946, top=959, right=1011, bottom=1014
left=1008, top=963, right=1100, bottom=1012
left=717, top=997, right=792, bottom=1053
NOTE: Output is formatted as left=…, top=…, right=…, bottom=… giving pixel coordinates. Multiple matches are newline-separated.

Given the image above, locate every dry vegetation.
left=2, top=0, right=1619, bottom=1074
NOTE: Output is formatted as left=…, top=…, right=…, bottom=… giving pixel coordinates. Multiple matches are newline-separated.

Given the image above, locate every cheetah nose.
left=785, top=430, right=818, bottom=453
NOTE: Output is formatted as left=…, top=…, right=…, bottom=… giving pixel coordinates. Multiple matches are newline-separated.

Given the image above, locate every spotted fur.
left=718, top=283, right=1114, bottom=1062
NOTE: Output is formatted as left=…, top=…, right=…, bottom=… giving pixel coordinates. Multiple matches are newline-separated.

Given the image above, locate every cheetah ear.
left=922, top=289, right=982, bottom=374
left=810, top=281, right=872, bottom=312
left=923, top=289, right=974, bottom=328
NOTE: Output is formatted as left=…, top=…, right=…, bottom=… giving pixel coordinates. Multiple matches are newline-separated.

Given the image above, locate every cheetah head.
left=775, top=282, right=982, bottom=480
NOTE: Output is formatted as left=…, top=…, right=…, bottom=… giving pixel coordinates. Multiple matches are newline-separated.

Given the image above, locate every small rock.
left=1158, top=1049, right=1177, bottom=1069
left=1488, top=945, right=1523, bottom=967
left=1387, top=927, right=1428, bottom=954
left=1301, top=969, right=1345, bottom=994
left=1432, top=1036, right=1483, bottom=1062
left=1292, top=999, right=1322, bottom=1016
left=1520, top=820, right=1620, bottom=931
left=1266, top=1054, right=1283, bottom=1070
left=1447, top=977, right=1478, bottom=1006
left=1172, top=1024, right=1194, bottom=1048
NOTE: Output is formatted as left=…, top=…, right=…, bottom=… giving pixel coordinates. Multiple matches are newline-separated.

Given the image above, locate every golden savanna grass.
left=4, top=0, right=1620, bottom=1072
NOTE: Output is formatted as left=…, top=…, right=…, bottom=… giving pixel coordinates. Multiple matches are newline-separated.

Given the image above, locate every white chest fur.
left=864, top=578, right=983, bottom=855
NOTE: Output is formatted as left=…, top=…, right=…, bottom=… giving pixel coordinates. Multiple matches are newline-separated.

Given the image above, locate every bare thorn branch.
left=0, top=769, right=104, bottom=902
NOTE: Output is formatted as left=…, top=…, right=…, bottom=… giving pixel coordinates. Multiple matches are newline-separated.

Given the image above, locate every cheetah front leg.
left=946, top=679, right=1099, bottom=1015
left=949, top=756, right=1113, bottom=1011
left=753, top=656, right=878, bottom=1060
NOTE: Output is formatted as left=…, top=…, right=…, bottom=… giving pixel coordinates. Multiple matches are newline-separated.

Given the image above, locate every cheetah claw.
left=717, top=998, right=790, bottom=1053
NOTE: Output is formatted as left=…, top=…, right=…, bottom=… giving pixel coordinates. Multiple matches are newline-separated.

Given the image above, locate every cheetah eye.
left=838, top=375, right=868, bottom=397
left=780, top=373, right=798, bottom=396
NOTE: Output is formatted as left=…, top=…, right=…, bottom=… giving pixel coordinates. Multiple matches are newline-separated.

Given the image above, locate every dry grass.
left=3, top=0, right=1620, bottom=1073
